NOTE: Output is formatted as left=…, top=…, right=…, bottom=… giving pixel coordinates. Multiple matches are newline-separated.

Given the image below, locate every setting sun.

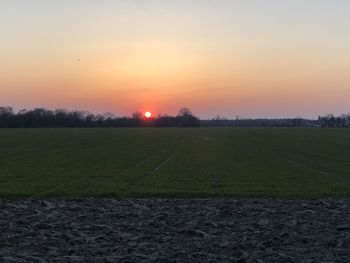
left=145, top=112, right=152, bottom=118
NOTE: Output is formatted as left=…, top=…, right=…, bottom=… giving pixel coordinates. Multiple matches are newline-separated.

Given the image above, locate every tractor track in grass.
left=123, top=140, right=175, bottom=170
left=113, top=136, right=186, bottom=192
left=282, top=158, right=330, bottom=176
left=146, top=141, right=184, bottom=176
left=2, top=137, right=123, bottom=165
left=1, top=198, right=349, bottom=262
left=127, top=139, right=186, bottom=190
left=200, top=134, right=223, bottom=189
left=36, top=137, right=156, bottom=195
left=208, top=165, right=222, bottom=188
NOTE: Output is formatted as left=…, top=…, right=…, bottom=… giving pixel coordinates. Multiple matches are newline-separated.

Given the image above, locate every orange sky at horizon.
left=1, top=1, right=350, bottom=118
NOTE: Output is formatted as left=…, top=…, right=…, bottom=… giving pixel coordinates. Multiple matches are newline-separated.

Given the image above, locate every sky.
left=1, top=0, right=350, bottom=118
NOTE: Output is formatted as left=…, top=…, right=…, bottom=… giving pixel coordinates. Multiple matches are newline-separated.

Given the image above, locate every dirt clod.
left=0, top=198, right=349, bottom=262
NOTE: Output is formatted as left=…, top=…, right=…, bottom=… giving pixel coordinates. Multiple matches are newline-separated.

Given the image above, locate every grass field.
left=0, top=128, right=349, bottom=198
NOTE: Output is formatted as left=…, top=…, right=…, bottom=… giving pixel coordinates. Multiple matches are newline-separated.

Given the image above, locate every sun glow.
left=145, top=111, right=152, bottom=118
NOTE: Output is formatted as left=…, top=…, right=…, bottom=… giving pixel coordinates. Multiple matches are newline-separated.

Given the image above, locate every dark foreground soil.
left=1, top=199, right=349, bottom=262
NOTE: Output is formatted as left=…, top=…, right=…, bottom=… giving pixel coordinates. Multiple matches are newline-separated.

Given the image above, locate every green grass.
left=0, top=128, right=349, bottom=198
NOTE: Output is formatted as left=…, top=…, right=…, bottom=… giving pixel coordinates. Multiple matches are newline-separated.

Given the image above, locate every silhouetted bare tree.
left=177, top=108, right=200, bottom=127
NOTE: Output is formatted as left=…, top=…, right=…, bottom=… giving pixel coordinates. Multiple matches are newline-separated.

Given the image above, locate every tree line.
left=317, top=114, right=350, bottom=128
left=0, top=106, right=349, bottom=128
left=204, top=114, right=350, bottom=127
left=0, top=106, right=200, bottom=128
